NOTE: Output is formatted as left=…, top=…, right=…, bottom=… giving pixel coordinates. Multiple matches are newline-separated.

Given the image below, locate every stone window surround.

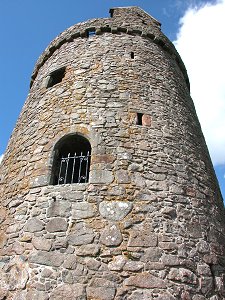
left=50, top=133, right=92, bottom=185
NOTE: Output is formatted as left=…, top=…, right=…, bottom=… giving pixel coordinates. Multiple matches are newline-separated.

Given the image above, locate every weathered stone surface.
left=141, top=247, right=162, bottom=262
left=24, top=218, right=44, bottom=232
left=124, top=272, right=167, bottom=288
left=197, top=263, right=212, bottom=276
left=26, top=290, right=49, bottom=300
left=196, top=240, right=210, bottom=253
left=7, top=258, right=29, bottom=290
left=67, top=223, right=94, bottom=246
left=29, top=251, right=65, bottom=267
left=50, top=284, right=85, bottom=300
left=108, top=255, right=126, bottom=271
left=32, top=236, right=52, bottom=251
left=192, top=296, right=206, bottom=300
left=0, top=269, right=8, bottom=299
left=72, top=202, right=96, bottom=219
left=0, top=230, right=7, bottom=248
left=199, top=276, right=214, bottom=295
left=115, top=170, right=130, bottom=183
left=0, top=208, right=6, bottom=224
left=142, top=114, right=151, bottom=126
left=128, top=290, right=153, bottom=300
left=168, top=268, right=197, bottom=284
left=100, top=224, right=123, bottom=246
left=76, top=244, right=100, bottom=256
left=47, top=200, right=71, bottom=217
left=87, top=278, right=116, bottom=300
left=155, top=292, right=176, bottom=300
left=123, top=260, right=144, bottom=272
left=89, top=168, right=114, bottom=184
left=99, top=201, right=132, bottom=221
left=46, top=217, right=68, bottom=232
left=63, top=255, right=77, bottom=270
left=161, top=254, right=180, bottom=266
left=128, top=228, right=157, bottom=247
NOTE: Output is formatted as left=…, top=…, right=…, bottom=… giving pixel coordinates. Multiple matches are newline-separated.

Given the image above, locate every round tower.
left=0, top=7, right=224, bottom=300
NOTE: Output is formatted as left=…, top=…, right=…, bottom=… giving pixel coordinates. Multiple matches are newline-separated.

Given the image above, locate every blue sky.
left=0, top=0, right=224, bottom=201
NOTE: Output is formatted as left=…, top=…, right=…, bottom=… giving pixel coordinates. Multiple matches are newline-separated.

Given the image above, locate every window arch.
left=51, top=134, right=91, bottom=185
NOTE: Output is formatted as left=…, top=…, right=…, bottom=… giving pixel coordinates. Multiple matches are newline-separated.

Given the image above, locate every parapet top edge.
left=30, top=17, right=189, bottom=91
left=109, top=6, right=161, bottom=26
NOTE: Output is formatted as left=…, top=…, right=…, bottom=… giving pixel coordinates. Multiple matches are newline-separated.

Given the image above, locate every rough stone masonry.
left=0, top=6, right=225, bottom=300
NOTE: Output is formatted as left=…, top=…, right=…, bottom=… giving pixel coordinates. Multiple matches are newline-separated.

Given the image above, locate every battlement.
left=109, top=6, right=161, bottom=27
left=30, top=7, right=189, bottom=90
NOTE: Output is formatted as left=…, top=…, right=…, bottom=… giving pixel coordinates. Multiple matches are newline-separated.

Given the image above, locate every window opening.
left=88, top=30, right=96, bottom=37
left=109, top=9, right=114, bottom=18
left=51, top=135, right=91, bottom=185
left=47, top=67, right=66, bottom=88
left=136, top=113, right=143, bottom=125
left=131, top=52, right=135, bottom=59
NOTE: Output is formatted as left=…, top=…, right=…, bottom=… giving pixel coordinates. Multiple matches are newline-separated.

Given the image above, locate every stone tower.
left=0, top=6, right=224, bottom=300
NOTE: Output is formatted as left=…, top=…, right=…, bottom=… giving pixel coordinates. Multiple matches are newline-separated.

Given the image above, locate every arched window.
left=51, top=134, right=91, bottom=185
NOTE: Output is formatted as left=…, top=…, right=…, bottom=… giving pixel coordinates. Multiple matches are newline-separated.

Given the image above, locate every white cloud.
left=0, top=154, right=3, bottom=164
left=174, top=0, right=225, bottom=165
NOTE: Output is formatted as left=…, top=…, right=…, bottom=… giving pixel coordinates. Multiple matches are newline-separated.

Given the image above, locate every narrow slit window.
left=47, top=67, right=66, bottom=88
left=109, top=9, right=114, bottom=18
left=131, top=52, right=135, bottom=59
left=136, top=113, right=143, bottom=125
left=51, top=134, right=91, bottom=185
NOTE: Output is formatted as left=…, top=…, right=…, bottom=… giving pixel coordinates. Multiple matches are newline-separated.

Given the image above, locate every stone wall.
left=0, top=6, right=224, bottom=300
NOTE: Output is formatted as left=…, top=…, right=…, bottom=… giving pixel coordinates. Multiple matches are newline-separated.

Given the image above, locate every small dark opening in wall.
left=142, top=20, right=147, bottom=25
left=51, top=134, right=91, bottom=185
left=88, top=30, right=96, bottom=37
left=109, top=9, right=114, bottom=18
left=131, top=52, right=135, bottom=59
left=136, top=113, right=143, bottom=125
left=47, top=67, right=66, bottom=88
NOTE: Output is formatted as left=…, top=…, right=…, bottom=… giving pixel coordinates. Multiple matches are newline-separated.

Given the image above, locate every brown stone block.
left=87, top=278, right=116, bottom=300
left=0, top=230, right=7, bottom=249
left=91, top=154, right=115, bottom=164
left=124, top=271, right=168, bottom=288
left=24, top=218, right=45, bottom=233
left=50, top=283, right=85, bottom=300
left=46, top=217, right=68, bottom=232
left=142, top=114, right=151, bottom=126
left=29, top=251, right=65, bottom=267
left=128, top=229, right=157, bottom=247
left=100, top=224, right=123, bottom=246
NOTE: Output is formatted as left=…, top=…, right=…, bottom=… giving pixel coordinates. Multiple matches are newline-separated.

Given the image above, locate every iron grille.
left=57, top=151, right=90, bottom=184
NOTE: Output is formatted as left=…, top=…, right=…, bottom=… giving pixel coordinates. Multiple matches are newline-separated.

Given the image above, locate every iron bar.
left=78, top=152, right=83, bottom=183
left=58, top=157, right=64, bottom=185
left=57, top=152, right=90, bottom=184
left=71, top=152, right=76, bottom=183
left=64, top=153, right=70, bottom=184
left=85, top=151, right=89, bottom=183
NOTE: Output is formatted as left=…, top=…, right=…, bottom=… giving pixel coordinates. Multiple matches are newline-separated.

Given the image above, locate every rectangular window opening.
left=136, top=113, right=143, bottom=125
left=109, top=9, right=114, bottom=18
left=47, top=67, right=66, bottom=88
left=88, top=30, right=96, bottom=37
left=131, top=52, right=135, bottom=59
